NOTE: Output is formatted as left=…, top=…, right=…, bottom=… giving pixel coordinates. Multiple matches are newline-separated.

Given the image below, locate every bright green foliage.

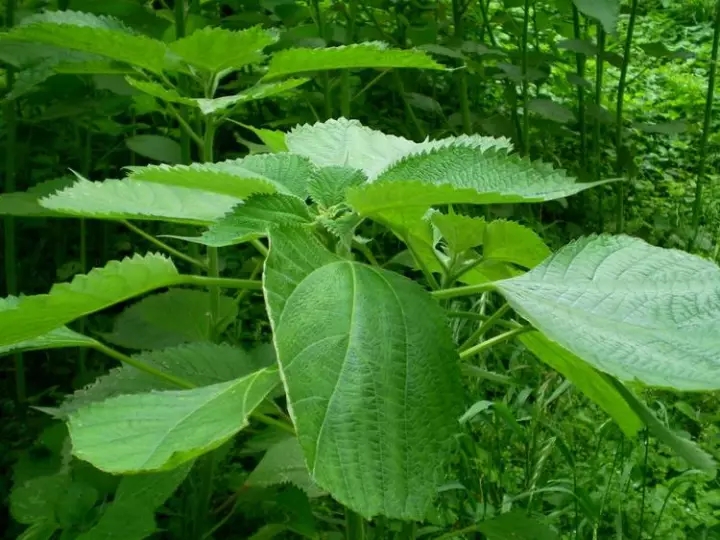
left=0, top=176, right=75, bottom=217
left=262, top=42, right=447, bottom=80
left=167, top=26, right=277, bottom=73
left=265, top=228, right=464, bottom=520
left=431, top=212, right=486, bottom=253
left=68, top=366, right=280, bottom=473
left=483, top=220, right=551, bottom=268
left=10, top=474, right=74, bottom=525
left=100, top=289, right=238, bottom=349
left=245, top=436, right=325, bottom=498
left=1, top=10, right=168, bottom=73
left=572, top=0, right=619, bottom=34
left=214, top=153, right=316, bottom=198
left=58, top=342, right=274, bottom=417
left=125, top=77, right=196, bottom=107
left=194, top=78, right=309, bottom=115
left=307, top=166, right=367, bottom=207
left=40, top=177, right=242, bottom=224
left=520, top=332, right=643, bottom=436
left=496, top=235, right=720, bottom=390
left=77, top=465, right=192, bottom=540
left=0, top=254, right=183, bottom=348
left=233, top=122, right=288, bottom=152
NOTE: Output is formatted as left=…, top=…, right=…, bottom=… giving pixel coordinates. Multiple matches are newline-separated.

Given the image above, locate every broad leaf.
left=40, top=177, right=243, bottom=224
left=0, top=254, right=183, bottom=348
left=572, top=0, right=619, bottom=35
left=101, top=289, right=238, bottom=349
left=3, top=10, right=168, bottom=73
left=231, top=121, right=288, bottom=153
left=0, top=177, right=75, bottom=217
left=483, top=220, right=551, bottom=268
left=265, top=228, right=464, bottom=519
left=68, top=367, right=280, bottom=473
left=125, top=134, right=182, bottom=164
left=168, top=26, right=277, bottom=73
left=263, top=42, right=446, bottom=80
left=58, top=342, right=273, bottom=417
left=431, top=212, right=486, bottom=253
left=307, top=166, right=367, bottom=207
left=495, top=235, right=720, bottom=390
left=520, top=332, right=642, bottom=436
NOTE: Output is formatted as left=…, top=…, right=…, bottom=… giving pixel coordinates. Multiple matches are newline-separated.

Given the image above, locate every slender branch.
left=166, top=102, right=204, bottom=148
left=431, top=281, right=496, bottom=299
left=184, top=275, right=263, bottom=290
left=122, top=220, right=208, bottom=270
left=250, top=238, right=269, bottom=257
left=458, top=327, right=531, bottom=360
left=252, top=412, right=295, bottom=435
left=458, top=303, right=511, bottom=352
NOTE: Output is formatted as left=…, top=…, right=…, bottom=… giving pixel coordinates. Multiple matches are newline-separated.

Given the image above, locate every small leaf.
left=566, top=72, right=592, bottom=89
left=11, top=474, right=70, bottom=525
left=126, top=135, right=182, bottom=164
left=633, top=120, right=688, bottom=135
left=168, top=26, right=278, bottom=73
left=528, top=98, right=576, bottom=124
left=232, top=122, right=288, bottom=153
left=263, top=42, right=446, bottom=80
left=0, top=253, right=183, bottom=348
left=572, top=0, right=619, bottom=34
left=195, top=79, right=309, bottom=115
left=557, top=38, right=598, bottom=56
left=431, top=212, right=486, bottom=253
left=68, top=367, right=280, bottom=473
left=459, top=400, right=494, bottom=424
left=483, top=220, right=551, bottom=268
left=495, top=235, right=720, bottom=390
left=639, top=42, right=694, bottom=60
left=125, top=77, right=196, bottom=107
left=308, top=166, right=367, bottom=207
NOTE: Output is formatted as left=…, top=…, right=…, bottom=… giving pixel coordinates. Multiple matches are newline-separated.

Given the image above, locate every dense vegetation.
left=2, top=0, right=720, bottom=538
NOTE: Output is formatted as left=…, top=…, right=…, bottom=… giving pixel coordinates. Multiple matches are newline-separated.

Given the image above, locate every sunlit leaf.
left=483, top=220, right=551, bottom=268
left=431, top=212, right=486, bottom=253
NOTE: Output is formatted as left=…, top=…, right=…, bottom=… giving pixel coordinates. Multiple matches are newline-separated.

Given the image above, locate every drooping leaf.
left=520, top=332, right=642, bottom=436
left=58, top=342, right=273, bottom=417
left=572, top=0, right=619, bottom=35
left=528, top=98, right=576, bottom=124
left=195, top=78, right=309, bottom=116
left=557, top=38, right=598, bottom=56
left=495, top=235, right=720, bottom=390
left=168, top=26, right=278, bottom=73
left=39, top=177, right=243, bottom=224
left=101, top=289, right=238, bottom=350
left=483, top=220, right=551, bottom=268
left=431, top=212, right=486, bottom=253
left=307, top=166, right=367, bottom=207
left=245, top=436, right=325, bottom=498
left=3, top=10, right=168, bottom=73
left=265, top=228, right=464, bottom=519
left=0, top=253, right=183, bottom=348
left=171, top=194, right=313, bottom=247
left=125, top=134, right=182, bottom=164
left=263, top=42, right=447, bottom=80
left=68, top=367, right=280, bottom=473
left=231, top=121, right=288, bottom=153
left=124, top=77, right=196, bottom=106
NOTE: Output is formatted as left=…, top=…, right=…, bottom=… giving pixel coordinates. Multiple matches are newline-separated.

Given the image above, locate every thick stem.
left=340, top=0, right=358, bottom=118
left=690, top=0, right=720, bottom=249
left=345, top=508, right=366, bottom=540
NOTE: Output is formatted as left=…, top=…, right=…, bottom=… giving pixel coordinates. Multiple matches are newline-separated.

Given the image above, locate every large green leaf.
left=68, top=366, right=280, bottom=473
left=263, top=42, right=447, bottom=80
left=39, top=177, right=242, bottom=224
left=2, top=10, right=168, bottom=73
left=483, top=220, right=551, bottom=269
left=57, top=342, right=273, bottom=417
left=572, top=0, right=619, bottom=35
left=431, top=212, right=486, bottom=253
left=265, top=228, right=464, bottom=520
left=0, top=253, right=183, bottom=348
left=168, top=26, right=277, bottom=73
left=495, top=235, right=720, bottom=391
left=520, top=332, right=642, bottom=436
left=101, top=289, right=238, bottom=350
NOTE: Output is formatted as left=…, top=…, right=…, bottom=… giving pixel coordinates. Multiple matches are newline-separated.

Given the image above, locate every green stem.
left=572, top=6, right=587, bottom=174
left=340, top=0, right=358, bottom=118
left=202, top=120, right=221, bottom=339
left=174, top=0, right=192, bottom=163
left=252, top=412, right=295, bottom=435
left=458, top=303, right=511, bottom=352
left=122, top=220, right=208, bottom=270
left=78, top=129, right=92, bottom=377
left=93, top=342, right=194, bottom=388
left=452, top=0, right=472, bottom=134
left=393, top=71, right=425, bottom=140
left=431, top=282, right=496, bottom=300
left=458, top=327, right=531, bottom=360
left=614, top=0, right=638, bottom=234
left=345, top=508, right=366, bottom=540
left=183, top=275, right=262, bottom=291
left=167, top=102, right=204, bottom=149
left=690, top=0, right=720, bottom=249
left=593, top=27, right=606, bottom=231
left=4, top=0, right=23, bottom=403
left=521, top=0, right=532, bottom=155
left=250, top=238, right=269, bottom=257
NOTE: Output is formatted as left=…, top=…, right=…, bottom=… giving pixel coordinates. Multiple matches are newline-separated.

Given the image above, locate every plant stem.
left=458, top=303, right=510, bottom=352
left=93, top=342, right=194, bottom=388
left=452, top=0, right=472, bottom=134
left=122, top=220, right=208, bottom=270
left=202, top=120, right=221, bottom=339
left=572, top=6, right=587, bottom=174
left=345, top=509, right=366, bottom=540
left=458, top=327, right=530, bottom=359
left=4, top=0, right=23, bottom=403
left=250, top=238, right=269, bottom=257
left=183, top=275, right=263, bottom=291
left=593, top=27, right=606, bottom=231
left=521, top=0, right=532, bottom=155
left=690, top=0, right=720, bottom=249
left=431, top=282, right=496, bottom=300
left=174, top=0, right=192, bottom=163
left=340, top=0, right=357, bottom=118
left=77, top=128, right=92, bottom=377
left=614, top=0, right=638, bottom=234
left=252, top=412, right=295, bottom=434
left=393, top=71, right=425, bottom=140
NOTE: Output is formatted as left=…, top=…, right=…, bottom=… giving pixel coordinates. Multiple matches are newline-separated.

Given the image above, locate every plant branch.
left=122, top=220, right=208, bottom=270
left=458, top=326, right=531, bottom=360
left=431, top=282, right=496, bottom=300
left=458, top=303, right=511, bottom=352
left=183, top=275, right=263, bottom=290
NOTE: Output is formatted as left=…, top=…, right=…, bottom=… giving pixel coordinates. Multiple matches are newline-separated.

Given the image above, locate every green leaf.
left=528, top=98, right=576, bottom=124
left=168, top=26, right=277, bottom=73
left=58, top=342, right=273, bottom=416
left=483, top=220, right=551, bottom=268
left=125, top=77, right=196, bottom=106
left=262, top=42, right=447, bottom=80
left=639, top=42, right=694, bottom=60
left=10, top=474, right=70, bottom=525
left=557, top=38, right=598, bottom=56
left=173, top=194, right=313, bottom=247
left=232, top=121, right=288, bottom=153
left=431, top=212, right=486, bottom=253
left=126, top=134, right=182, bottom=164
left=195, top=79, right=309, bottom=115
left=307, top=166, right=367, bottom=207
left=265, top=229, right=464, bottom=519
left=572, top=0, right=619, bottom=34
left=68, top=367, right=280, bottom=473
left=101, top=289, right=238, bottom=349
left=495, top=235, right=720, bottom=390
left=3, top=10, right=168, bottom=73
left=520, top=332, right=642, bottom=436
left=39, top=177, right=243, bottom=224
left=476, top=510, right=560, bottom=539
left=286, top=117, right=511, bottom=181
left=0, top=177, right=75, bottom=217
left=245, top=436, right=325, bottom=498
left=0, top=253, right=183, bottom=348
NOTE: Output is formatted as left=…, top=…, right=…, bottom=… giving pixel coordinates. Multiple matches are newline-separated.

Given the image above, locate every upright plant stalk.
left=593, top=27, right=606, bottom=231
left=520, top=0, right=532, bottom=154
left=452, top=0, right=472, bottom=134
left=690, top=0, right=720, bottom=250
left=345, top=508, right=366, bottom=540
left=614, top=0, right=639, bottom=234
left=572, top=6, right=588, bottom=174
left=4, top=0, right=23, bottom=402
left=77, top=128, right=92, bottom=376
left=310, top=0, right=333, bottom=118
left=174, top=0, right=192, bottom=164
left=340, top=0, right=357, bottom=118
